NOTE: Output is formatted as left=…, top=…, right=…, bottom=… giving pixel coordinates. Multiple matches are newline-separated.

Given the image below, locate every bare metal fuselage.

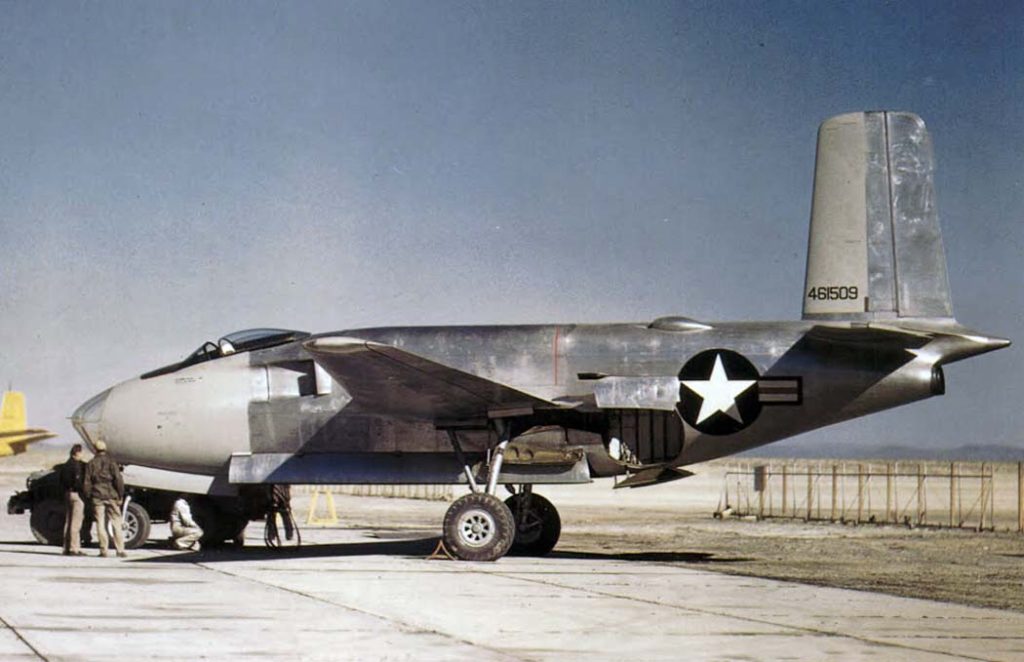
left=73, top=318, right=973, bottom=484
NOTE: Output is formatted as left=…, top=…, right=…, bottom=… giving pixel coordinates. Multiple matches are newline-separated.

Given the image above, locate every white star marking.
left=682, top=354, right=757, bottom=424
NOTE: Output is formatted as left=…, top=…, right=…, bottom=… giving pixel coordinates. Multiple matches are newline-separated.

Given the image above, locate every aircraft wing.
left=0, top=429, right=55, bottom=457
left=304, top=337, right=561, bottom=422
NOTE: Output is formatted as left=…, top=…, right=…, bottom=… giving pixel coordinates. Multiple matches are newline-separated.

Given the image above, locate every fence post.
left=856, top=463, right=864, bottom=523
left=956, top=462, right=962, bottom=526
left=1018, top=462, right=1023, bottom=534
left=781, top=464, right=788, bottom=516
left=831, top=464, right=838, bottom=522
left=949, top=462, right=956, bottom=528
left=815, top=462, right=822, bottom=519
left=921, top=467, right=929, bottom=528
left=806, top=466, right=813, bottom=521
left=758, top=469, right=765, bottom=519
left=894, top=461, right=900, bottom=523
left=886, top=463, right=893, bottom=523
left=989, top=464, right=995, bottom=532
left=979, top=463, right=988, bottom=531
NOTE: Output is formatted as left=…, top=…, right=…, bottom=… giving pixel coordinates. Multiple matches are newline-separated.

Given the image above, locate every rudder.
left=0, top=391, right=27, bottom=433
left=802, top=111, right=953, bottom=320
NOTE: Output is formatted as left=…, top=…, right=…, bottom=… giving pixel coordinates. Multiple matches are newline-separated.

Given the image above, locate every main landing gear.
left=505, top=488, right=561, bottom=557
left=442, top=492, right=515, bottom=562
left=441, top=430, right=563, bottom=562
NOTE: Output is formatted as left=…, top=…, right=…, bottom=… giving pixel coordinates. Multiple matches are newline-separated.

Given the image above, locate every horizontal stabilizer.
left=0, top=431, right=55, bottom=456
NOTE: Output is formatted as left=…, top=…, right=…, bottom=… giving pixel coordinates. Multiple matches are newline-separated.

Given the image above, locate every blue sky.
left=1, top=1, right=1021, bottom=452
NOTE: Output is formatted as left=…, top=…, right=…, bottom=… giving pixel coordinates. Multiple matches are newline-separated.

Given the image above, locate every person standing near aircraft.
left=58, top=444, right=86, bottom=556
left=83, top=440, right=126, bottom=558
left=169, top=495, right=203, bottom=550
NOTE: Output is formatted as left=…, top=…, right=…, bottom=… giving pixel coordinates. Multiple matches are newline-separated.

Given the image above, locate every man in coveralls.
left=83, top=440, right=126, bottom=558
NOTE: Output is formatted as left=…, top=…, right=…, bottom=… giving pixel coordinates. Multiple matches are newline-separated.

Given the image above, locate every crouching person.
left=170, top=495, right=203, bottom=551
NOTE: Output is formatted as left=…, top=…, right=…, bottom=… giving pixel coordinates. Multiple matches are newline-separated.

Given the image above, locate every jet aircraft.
left=0, top=390, right=55, bottom=456
left=71, top=111, right=1009, bottom=561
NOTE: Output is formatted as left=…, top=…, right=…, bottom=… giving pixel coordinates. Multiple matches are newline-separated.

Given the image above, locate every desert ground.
left=6, top=448, right=1023, bottom=612
left=2, top=447, right=1023, bottom=660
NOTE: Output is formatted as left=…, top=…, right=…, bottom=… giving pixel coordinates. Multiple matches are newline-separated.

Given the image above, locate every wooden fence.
left=720, top=460, right=1024, bottom=533
left=294, top=483, right=454, bottom=501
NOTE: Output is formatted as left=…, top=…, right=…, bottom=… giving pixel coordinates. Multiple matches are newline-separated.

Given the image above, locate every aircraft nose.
left=70, top=388, right=111, bottom=451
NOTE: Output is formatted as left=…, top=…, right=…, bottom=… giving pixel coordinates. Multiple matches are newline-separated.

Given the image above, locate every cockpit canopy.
left=141, top=328, right=310, bottom=380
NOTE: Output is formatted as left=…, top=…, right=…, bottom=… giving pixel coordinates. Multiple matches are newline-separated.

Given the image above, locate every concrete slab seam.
left=194, top=562, right=528, bottom=662
left=485, top=570, right=999, bottom=662
left=0, top=612, right=47, bottom=661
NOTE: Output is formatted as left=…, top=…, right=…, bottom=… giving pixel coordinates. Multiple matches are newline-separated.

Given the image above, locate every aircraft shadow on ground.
left=547, top=550, right=752, bottom=564
left=0, top=540, right=48, bottom=546
left=0, top=545, right=73, bottom=558
left=2, top=538, right=751, bottom=565
left=133, top=538, right=751, bottom=565
left=133, top=536, right=442, bottom=563
left=0, top=538, right=201, bottom=557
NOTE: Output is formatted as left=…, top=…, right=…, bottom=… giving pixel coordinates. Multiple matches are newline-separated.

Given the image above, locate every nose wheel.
left=441, top=493, right=515, bottom=562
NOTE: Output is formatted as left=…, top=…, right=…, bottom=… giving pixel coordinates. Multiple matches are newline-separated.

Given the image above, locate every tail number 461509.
left=807, top=285, right=858, bottom=301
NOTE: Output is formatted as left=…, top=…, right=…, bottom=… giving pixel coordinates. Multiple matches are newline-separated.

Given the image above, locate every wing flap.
left=304, top=337, right=558, bottom=422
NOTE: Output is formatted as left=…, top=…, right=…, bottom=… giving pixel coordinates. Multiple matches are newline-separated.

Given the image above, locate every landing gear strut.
left=441, top=427, right=516, bottom=561
left=441, top=427, right=563, bottom=561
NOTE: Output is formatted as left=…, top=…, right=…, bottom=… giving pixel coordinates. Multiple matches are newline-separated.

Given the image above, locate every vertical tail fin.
left=0, top=391, right=28, bottom=433
left=0, top=391, right=53, bottom=456
left=802, top=111, right=953, bottom=321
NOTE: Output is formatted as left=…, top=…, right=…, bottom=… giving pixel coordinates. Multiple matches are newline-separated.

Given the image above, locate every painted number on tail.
left=807, top=285, right=859, bottom=301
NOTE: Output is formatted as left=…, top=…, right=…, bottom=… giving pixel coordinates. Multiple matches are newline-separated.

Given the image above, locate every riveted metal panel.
left=864, top=111, right=897, bottom=314
left=886, top=112, right=953, bottom=318
left=803, top=112, right=870, bottom=317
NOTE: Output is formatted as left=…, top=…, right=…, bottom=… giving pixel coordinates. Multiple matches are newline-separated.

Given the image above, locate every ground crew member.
left=169, top=495, right=203, bottom=550
left=83, top=440, right=126, bottom=558
left=59, top=444, right=86, bottom=556
left=271, top=484, right=295, bottom=542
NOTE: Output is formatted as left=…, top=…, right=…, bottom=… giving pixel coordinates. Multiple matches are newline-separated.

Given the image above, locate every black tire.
left=121, top=501, right=151, bottom=549
left=29, top=499, right=65, bottom=546
left=228, top=519, right=248, bottom=547
left=442, top=493, right=515, bottom=562
left=192, top=498, right=250, bottom=548
left=505, top=492, right=561, bottom=556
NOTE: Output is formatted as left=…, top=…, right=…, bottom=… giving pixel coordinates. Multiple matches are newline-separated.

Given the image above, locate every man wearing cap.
left=83, top=440, right=126, bottom=558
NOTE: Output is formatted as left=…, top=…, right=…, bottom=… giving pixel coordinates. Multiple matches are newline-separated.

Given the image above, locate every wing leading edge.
left=304, top=337, right=561, bottom=423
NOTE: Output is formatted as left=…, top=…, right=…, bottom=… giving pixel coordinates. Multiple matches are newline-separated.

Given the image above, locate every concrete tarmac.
left=1, top=523, right=1023, bottom=662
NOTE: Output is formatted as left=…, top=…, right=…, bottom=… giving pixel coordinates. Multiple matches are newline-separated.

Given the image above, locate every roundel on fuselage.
left=677, top=349, right=761, bottom=436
